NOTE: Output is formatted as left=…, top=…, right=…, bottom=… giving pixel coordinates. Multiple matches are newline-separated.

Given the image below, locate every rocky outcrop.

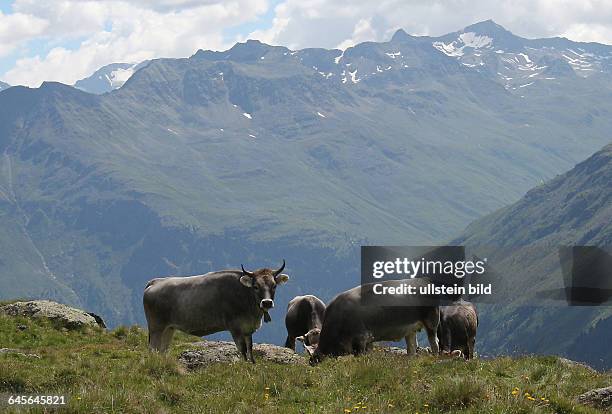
left=178, top=341, right=306, bottom=369
left=558, top=357, right=597, bottom=373
left=577, top=386, right=612, bottom=409
left=0, top=300, right=103, bottom=330
left=0, top=348, right=41, bottom=359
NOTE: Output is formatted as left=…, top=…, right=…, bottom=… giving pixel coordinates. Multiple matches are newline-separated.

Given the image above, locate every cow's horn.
left=273, top=259, right=286, bottom=276
left=241, top=264, right=254, bottom=277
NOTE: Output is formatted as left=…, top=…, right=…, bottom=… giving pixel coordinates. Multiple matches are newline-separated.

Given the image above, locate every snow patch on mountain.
left=107, top=66, right=136, bottom=89
left=433, top=32, right=493, bottom=57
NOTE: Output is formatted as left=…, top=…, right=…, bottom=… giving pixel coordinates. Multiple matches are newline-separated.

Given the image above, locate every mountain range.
left=0, top=20, right=610, bottom=363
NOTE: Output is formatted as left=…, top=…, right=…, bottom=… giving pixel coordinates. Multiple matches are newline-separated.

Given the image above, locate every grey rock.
left=178, top=341, right=306, bottom=369
left=0, top=300, right=100, bottom=330
left=577, top=386, right=612, bottom=409
left=0, top=348, right=41, bottom=359
left=558, top=357, right=597, bottom=373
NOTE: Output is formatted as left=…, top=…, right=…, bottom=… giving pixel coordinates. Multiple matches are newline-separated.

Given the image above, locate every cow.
left=308, top=278, right=440, bottom=364
left=437, top=300, right=478, bottom=360
left=143, top=261, right=289, bottom=362
left=284, top=295, right=326, bottom=351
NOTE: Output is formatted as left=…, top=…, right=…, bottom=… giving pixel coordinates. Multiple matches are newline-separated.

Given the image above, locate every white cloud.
left=4, top=0, right=269, bottom=86
left=0, top=11, right=48, bottom=57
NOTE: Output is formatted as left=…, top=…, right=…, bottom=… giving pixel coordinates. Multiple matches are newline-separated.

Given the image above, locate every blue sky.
left=2, top=0, right=612, bottom=87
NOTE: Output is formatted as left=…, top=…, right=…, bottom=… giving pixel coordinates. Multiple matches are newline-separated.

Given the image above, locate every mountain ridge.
left=70, top=19, right=612, bottom=95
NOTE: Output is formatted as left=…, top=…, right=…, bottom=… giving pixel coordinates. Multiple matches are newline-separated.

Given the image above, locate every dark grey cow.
left=437, top=300, right=478, bottom=360
left=308, top=278, right=440, bottom=364
left=284, top=295, right=326, bottom=351
left=143, top=261, right=289, bottom=362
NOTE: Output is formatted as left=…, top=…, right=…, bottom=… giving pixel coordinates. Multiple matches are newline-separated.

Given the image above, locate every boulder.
left=0, top=300, right=101, bottom=330
left=577, top=386, right=612, bottom=409
left=178, top=341, right=306, bottom=369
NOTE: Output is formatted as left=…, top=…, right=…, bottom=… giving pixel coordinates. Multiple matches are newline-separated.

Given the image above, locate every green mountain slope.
left=455, top=143, right=612, bottom=369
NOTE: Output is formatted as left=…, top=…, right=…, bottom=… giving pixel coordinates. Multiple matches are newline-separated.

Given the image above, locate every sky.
left=2, top=0, right=612, bottom=87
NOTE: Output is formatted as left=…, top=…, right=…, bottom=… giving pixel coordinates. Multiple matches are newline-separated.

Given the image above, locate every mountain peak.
left=390, top=28, right=412, bottom=42
left=462, top=19, right=514, bottom=37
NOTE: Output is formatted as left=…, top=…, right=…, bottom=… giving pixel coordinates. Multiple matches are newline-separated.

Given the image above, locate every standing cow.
left=437, top=300, right=478, bottom=360
left=308, top=278, right=440, bottom=364
left=284, top=295, right=326, bottom=351
left=143, top=261, right=289, bottom=362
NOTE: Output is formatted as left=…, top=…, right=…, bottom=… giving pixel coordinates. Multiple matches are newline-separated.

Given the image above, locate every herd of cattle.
left=143, top=261, right=478, bottom=364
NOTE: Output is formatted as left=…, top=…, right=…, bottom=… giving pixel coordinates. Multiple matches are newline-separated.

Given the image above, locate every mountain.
left=0, top=21, right=611, bottom=349
left=0, top=81, right=9, bottom=91
left=455, top=143, right=612, bottom=368
left=74, top=62, right=147, bottom=94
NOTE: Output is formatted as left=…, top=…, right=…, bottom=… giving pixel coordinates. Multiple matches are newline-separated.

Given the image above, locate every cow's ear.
left=304, top=343, right=317, bottom=356
left=296, top=335, right=305, bottom=343
left=240, top=276, right=254, bottom=287
left=275, top=273, right=289, bottom=285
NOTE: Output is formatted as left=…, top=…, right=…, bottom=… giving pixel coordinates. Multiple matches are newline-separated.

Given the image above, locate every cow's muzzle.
left=260, top=299, right=274, bottom=310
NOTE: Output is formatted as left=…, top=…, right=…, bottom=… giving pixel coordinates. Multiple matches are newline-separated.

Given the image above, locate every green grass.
left=0, top=314, right=609, bottom=413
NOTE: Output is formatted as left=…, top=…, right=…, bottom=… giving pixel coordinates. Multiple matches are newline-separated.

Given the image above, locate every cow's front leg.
left=245, top=335, right=255, bottom=363
left=231, top=331, right=248, bottom=361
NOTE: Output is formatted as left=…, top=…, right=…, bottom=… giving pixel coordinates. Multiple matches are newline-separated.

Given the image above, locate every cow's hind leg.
left=425, top=328, right=439, bottom=355
left=159, top=327, right=175, bottom=353
left=148, top=327, right=165, bottom=352
left=285, top=335, right=296, bottom=351
left=405, top=331, right=418, bottom=356
left=231, top=331, right=248, bottom=361
left=424, top=309, right=440, bottom=354
left=467, top=337, right=475, bottom=360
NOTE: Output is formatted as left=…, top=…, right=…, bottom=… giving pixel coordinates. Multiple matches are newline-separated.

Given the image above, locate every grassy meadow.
left=0, top=313, right=610, bottom=413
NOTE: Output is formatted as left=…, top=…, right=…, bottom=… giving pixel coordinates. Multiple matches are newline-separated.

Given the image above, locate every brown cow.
left=143, top=261, right=289, bottom=362
left=284, top=295, right=325, bottom=351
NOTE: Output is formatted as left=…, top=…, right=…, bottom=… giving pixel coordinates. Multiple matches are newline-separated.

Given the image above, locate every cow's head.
left=296, top=328, right=321, bottom=347
left=240, top=260, right=289, bottom=320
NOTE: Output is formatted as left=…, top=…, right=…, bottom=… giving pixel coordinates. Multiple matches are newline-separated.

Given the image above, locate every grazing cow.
left=308, top=278, right=440, bottom=364
left=284, top=295, right=326, bottom=351
left=437, top=300, right=478, bottom=360
left=143, top=261, right=289, bottom=362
